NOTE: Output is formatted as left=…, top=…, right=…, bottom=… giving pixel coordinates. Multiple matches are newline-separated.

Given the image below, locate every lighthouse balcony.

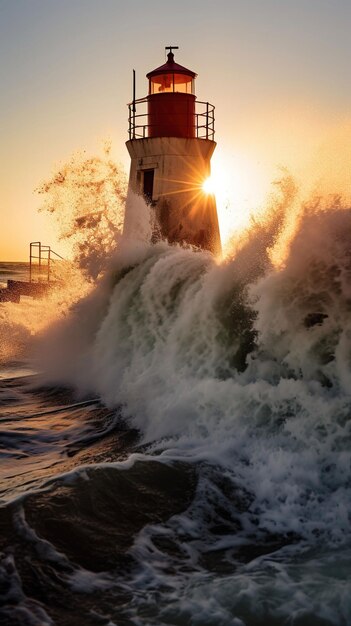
left=128, top=97, right=215, bottom=141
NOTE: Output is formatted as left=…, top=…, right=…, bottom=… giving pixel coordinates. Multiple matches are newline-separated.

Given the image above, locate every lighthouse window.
left=150, top=74, right=194, bottom=95
left=173, top=74, right=193, bottom=94
left=143, top=169, right=154, bottom=204
left=152, top=73, right=173, bottom=93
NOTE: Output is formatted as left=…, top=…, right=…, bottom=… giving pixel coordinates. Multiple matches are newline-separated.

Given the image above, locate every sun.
left=202, top=176, right=216, bottom=195
left=202, top=168, right=229, bottom=197
left=200, top=153, right=271, bottom=248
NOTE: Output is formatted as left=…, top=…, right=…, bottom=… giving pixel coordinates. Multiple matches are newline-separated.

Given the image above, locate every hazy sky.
left=1, top=0, right=350, bottom=259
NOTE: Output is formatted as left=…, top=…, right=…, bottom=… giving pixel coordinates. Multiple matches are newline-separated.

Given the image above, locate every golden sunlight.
left=202, top=166, right=230, bottom=197
left=202, top=176, right=216, bottom=195
left=202, top=152, right=272, bottom=248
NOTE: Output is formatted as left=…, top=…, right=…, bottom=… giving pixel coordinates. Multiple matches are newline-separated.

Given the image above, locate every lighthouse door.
left=143, top=169, right=154, bottom=204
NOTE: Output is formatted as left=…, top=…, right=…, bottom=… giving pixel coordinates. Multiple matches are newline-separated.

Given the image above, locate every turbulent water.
left=1, top=199, right=351, bottom=625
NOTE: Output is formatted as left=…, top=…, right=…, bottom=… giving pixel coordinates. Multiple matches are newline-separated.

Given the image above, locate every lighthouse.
left=124, top=46, right=221, bottom=255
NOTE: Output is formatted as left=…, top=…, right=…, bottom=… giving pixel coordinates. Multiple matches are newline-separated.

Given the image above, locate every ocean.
left=1, top=201, right=351, bottom=625
left=0, top=262, right=29, bottom=287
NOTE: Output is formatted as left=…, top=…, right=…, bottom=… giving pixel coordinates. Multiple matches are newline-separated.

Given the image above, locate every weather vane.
left=165, top=45, right=179, bottom=60
left=165, top=45, right=179, bottom=55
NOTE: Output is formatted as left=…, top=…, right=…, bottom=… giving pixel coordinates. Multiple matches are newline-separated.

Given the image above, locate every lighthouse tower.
left=124, top=47, right=221, bottom=255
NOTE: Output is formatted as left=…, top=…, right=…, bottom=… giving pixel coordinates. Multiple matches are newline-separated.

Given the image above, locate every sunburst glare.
left=202, top=153, right=272, bottom=248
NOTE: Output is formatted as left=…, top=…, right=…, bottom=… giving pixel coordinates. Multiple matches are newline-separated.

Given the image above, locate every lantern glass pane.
left=150, top=74, right=194, bottom=95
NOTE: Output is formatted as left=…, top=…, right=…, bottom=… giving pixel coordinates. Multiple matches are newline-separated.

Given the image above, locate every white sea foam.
left=27, top=191, right=351, bottom=623
left=34, top=199, right=351, bottom=543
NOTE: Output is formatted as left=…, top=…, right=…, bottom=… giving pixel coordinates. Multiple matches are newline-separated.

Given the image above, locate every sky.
left=1, top=0, right=350, bottom=260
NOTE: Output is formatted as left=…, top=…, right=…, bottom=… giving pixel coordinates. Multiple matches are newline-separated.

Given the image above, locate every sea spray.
left=37, top=144, right=127, bottom=280
left=250, top=203, right=351, bottom=391
left=1, top=147, right=128, bottom=364
left=0, top=260, right=90, bottom=364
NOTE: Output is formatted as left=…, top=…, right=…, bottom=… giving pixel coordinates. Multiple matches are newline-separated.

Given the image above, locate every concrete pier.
left=0, top=280, right=51, bottom=303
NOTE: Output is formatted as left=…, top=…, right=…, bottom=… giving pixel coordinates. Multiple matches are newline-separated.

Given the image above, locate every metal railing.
left=29, top=242, right=64, bottom=283
left=128, top=97, right=215, bottom=141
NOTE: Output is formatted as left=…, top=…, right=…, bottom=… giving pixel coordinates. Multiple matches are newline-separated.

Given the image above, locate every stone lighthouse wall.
left=124, top=137, right=221, bottom=256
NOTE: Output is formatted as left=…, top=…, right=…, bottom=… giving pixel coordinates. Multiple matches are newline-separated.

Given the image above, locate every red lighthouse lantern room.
left=147, top=47, right=196, bottom=138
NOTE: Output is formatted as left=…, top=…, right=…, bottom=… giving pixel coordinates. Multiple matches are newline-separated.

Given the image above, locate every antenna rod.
left=132, top=69, right=136, bottom=139
left=133, top=69, right=136, bottom=111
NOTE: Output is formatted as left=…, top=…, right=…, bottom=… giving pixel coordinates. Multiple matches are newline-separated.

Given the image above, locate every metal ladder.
left=29, top=242, right=64, bottom=282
